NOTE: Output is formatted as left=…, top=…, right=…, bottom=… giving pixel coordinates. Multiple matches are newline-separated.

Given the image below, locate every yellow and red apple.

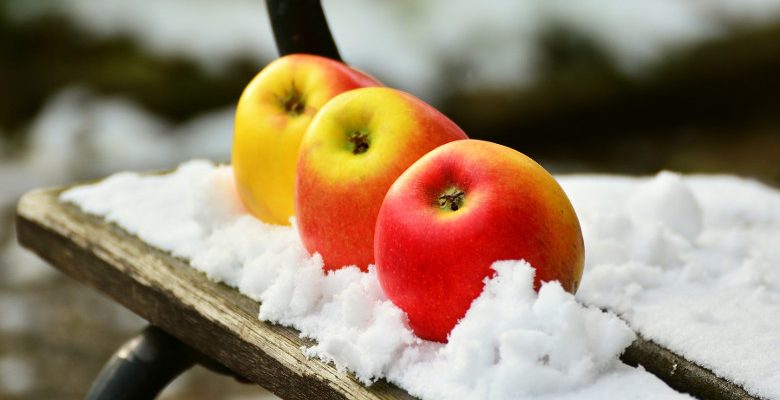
left=295, top=87, right=468, bottom=271
left=232, top=54, right=381, bottom=225
left=374, top=139, right=584, bottom=342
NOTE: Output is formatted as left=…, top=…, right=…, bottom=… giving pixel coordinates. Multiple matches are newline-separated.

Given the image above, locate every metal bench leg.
left=85, top=325, right=195, bottom=400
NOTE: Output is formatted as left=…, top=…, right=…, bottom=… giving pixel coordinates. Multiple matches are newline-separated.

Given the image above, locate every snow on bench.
left=16, top=161, right=776, bottom=399
left=560, top=172, right=780, bottom=400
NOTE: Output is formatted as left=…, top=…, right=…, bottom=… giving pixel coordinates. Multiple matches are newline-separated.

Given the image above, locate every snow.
left=6, top=0, right=780, bottom=99
left=625, top=171, right=702, bottom=240
left=0, top=294, right=34, bottom=333
left=0, top=87, right=234, bottom=212
left=60, top=161, right=693, bottom=399
left=386, top=262, right=639, bottom=399
left=26, top=88, right=234, bottom=177
left=5, top=0, right=276, bottom=73
left=0, top=88, right=234, bottom=289
left=0, top=236, right=58, bottom=286
left=0, top=357, right=34, bottom=396
left=562, top=172, right=780, bottom=399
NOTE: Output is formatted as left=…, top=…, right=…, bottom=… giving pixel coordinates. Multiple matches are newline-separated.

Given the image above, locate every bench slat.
left=16, top=188, right=415, bottom=400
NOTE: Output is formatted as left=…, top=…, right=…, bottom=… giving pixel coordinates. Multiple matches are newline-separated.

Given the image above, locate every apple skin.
left=232, top=54, right=381, bottom=225
left=374, top=139, right=584, bottom=342
left=295, top=87, right=468, bottom=271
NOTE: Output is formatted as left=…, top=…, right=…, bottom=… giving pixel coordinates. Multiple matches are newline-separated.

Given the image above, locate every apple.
left=232, top=54, right=381, bottom=225
left=374, top=139, right=584, bottom=342
left=295, top=87, right=468, bottom=271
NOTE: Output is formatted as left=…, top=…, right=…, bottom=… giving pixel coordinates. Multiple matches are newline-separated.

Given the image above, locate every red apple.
left=295, top=87, right=468, bottom=271
left=375, top=139, right=584, bottom=342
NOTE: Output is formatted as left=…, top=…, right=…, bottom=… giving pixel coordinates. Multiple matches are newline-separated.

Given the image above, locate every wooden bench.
left=16, top=186, right=414, bottom=400
left=16, top=185, right=758, bottom=400
left=12, top=2, right=766, bottom=398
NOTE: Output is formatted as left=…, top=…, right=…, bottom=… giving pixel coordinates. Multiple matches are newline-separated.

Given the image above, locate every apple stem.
left=285, top=99, right=305, bottom=115
left=348, top=132, right=370, bottom=154
left=281, top=88, right=305, bottom=115
left=438, top=188, right=465, bottom=211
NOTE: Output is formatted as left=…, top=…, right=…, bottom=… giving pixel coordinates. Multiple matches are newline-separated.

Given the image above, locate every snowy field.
left=60, top=160, right=780, bottom=399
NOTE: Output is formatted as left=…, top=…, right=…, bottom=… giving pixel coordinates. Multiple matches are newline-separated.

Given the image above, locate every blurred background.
left=1, top=0, right=779, bottom=398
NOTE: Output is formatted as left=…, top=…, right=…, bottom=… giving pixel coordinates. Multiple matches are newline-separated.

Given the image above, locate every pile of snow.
left=388, top=262, right=638, bottom=399
left=61, top=161, right=690, bottom=399
left=6, top=0, right=780, bottom=99
left=562, top=172, right=780, bottom=400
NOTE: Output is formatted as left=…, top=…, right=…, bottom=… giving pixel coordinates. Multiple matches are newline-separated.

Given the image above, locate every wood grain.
left=16, top=188, right=415, bottom=400
left=15, top=186, right=762, bottom=400
left=622, top=336, right=759, bottom=400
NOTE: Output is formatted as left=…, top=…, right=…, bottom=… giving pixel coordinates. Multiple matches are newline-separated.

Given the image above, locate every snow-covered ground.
left=5, top=0, right=780, bottom=100
left=59, top=159, right=780, bottom=398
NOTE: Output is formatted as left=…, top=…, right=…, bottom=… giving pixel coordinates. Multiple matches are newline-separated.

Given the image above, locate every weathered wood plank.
left=15, top=186, right=762, bottom=400
left=622, top=336, right=758, bottom=400
left=16, top=187, right=415, bottom=400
